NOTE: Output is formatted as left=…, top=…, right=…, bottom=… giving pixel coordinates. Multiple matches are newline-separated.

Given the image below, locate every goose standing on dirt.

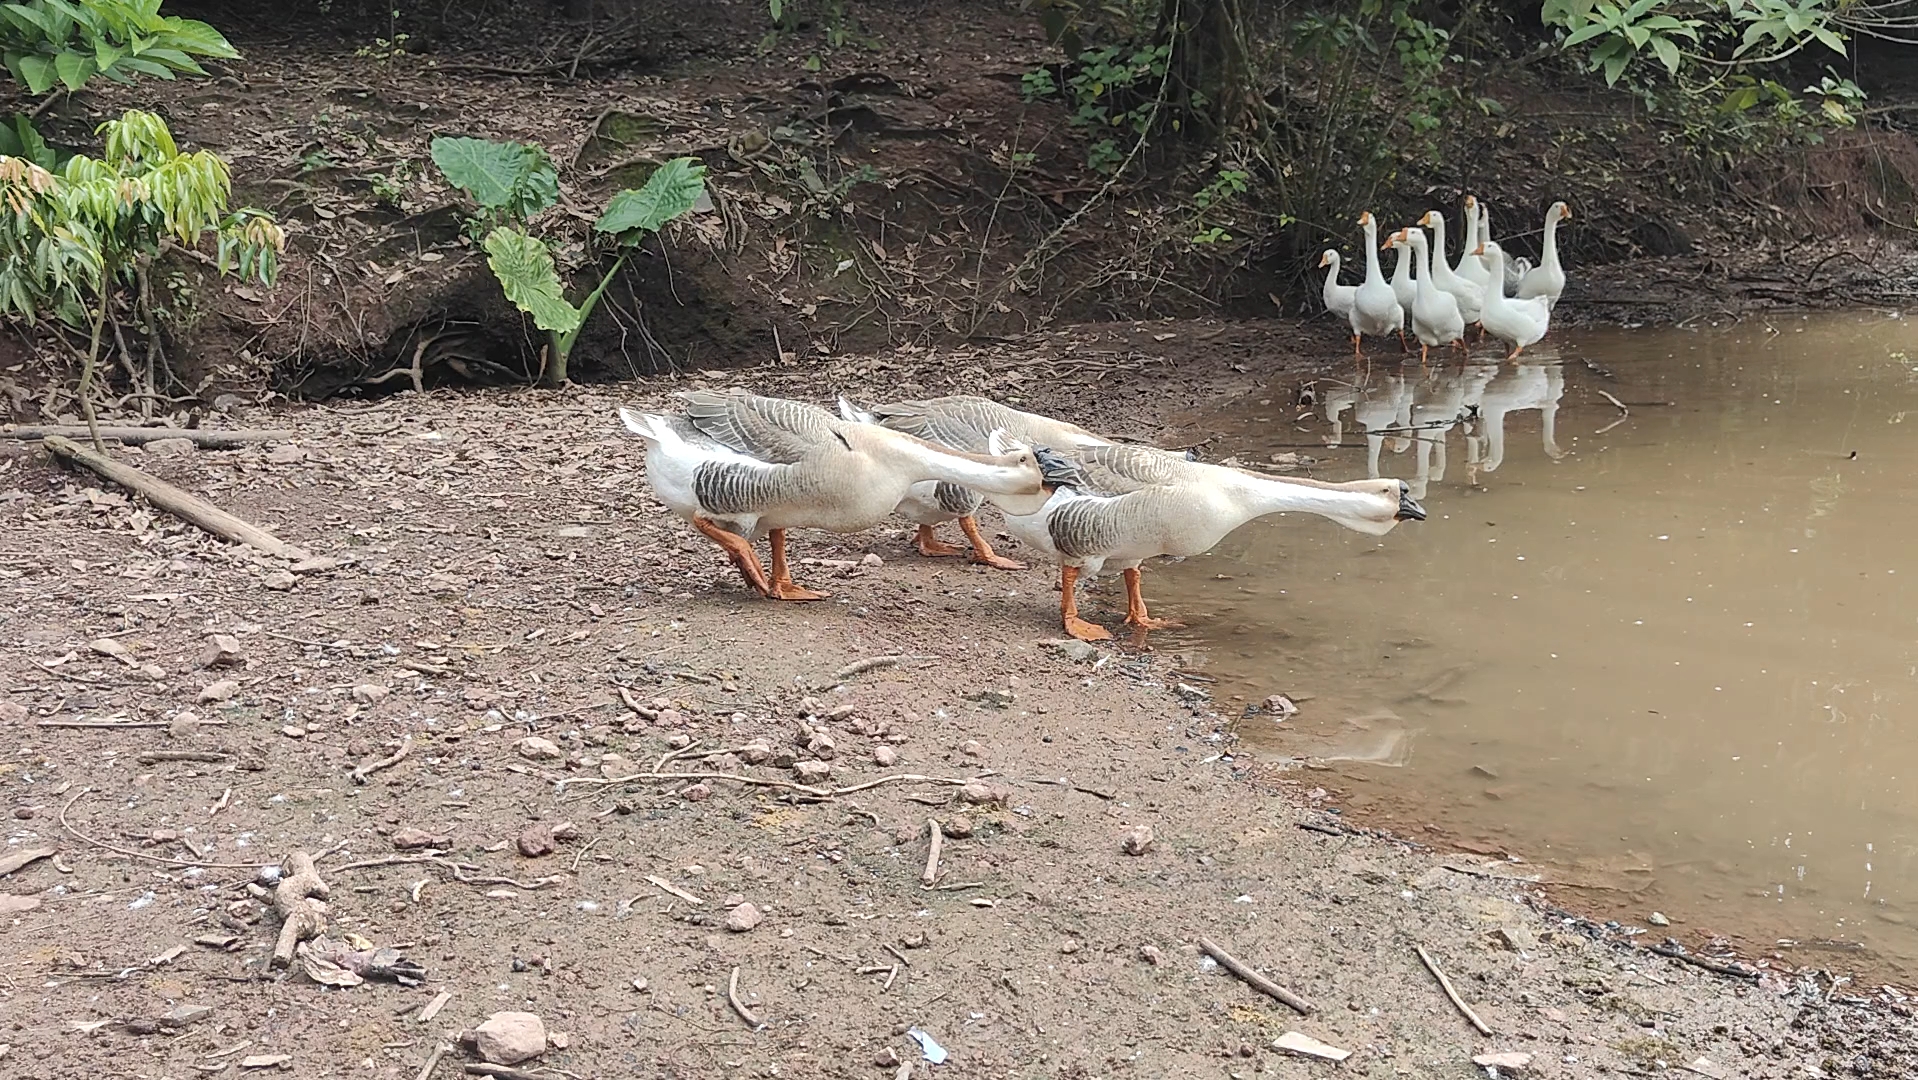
left=998, top=444, right=1425, bottom=641
left=837, top=394, right=1112, bottom=569
left=1349, top=212, right=1404, bottom=359
left=1319, top=249, right=1356, bottom=323
left=1516, top=201, right=1572, bottom=309
left=1474, top=240, right=1551, bottom=359
left=619, top=390, right=1070, bottom=600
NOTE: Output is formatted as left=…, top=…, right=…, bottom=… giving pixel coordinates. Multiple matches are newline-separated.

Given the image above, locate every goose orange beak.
left=1473, top=243, right=1486, bottom=255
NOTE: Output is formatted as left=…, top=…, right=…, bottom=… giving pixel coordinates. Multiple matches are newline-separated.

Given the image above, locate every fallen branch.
left=462, top=1066, right=542, bottom=1080
left=1416, top=944, right=1494, bottom=1035
left=271, top=852, right=330, bottom=968
left=332, top=853, right=563, bottom=891
left=42, top=435, right=310, bottom=560
left=727, top=966, right=762, bottom=1029
left=1645, top=942, right=1759, bottom=981
left=644, top=874, right=704, bottom=905
left=829, top=654, right=933, bottom=683
left=1198, top=935, right=1315, bottom=1015
left=136, top=750, right=230, bottom=764
left=921, top=818, right=943, bottom=886
left=40, top=718, right=228, bottom=729
left=414, top=1045, right=448, bottom=1080
left=2, top=425, right=295, bottom=447
left=556, top=769, right=977, bottom=800
left=350, top=736, right=413, bottom=785
left=58, top=787, right=263, bottom=869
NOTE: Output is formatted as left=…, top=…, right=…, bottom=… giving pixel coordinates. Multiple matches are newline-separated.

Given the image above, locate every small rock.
left=1120, top=825, right=1154, bottom=856
left=1262, top=694, right=1299, bottom=717
left=0, top=700, right=25, bottom=724
left=549, top=1033, right=570, bottom=1050
left=474, top=1011, right=547, bottom=1065
left=516, top=737, right=562, bottom=761
left=1490, top=926, right=1537, bottom=952
left=770, top=749, right=797, bottom=769
left=11, top=807, right=31, bottom=820
left=664, top=733, right=692, bottom=750
left=1274, top=1031, right=1351, bottom=1062
left=391, top=827, right=449, bottom=850
left=805, top=732, right=836, bottom=759
left=160, top=1004, right=213, bottom=1027
left=280, top=725, right=306, bottom=739
left=723, top=893, right=745, bottom=907
left=724, top=902, right=764, bottom=933
left=872, top=744, right=899, bottom=767
left=860, top=553, right=883, bottom=567
left=264, top=443, right=306, bottom=465
left=261, top=570, right=296, bottom=592
left=125, top=1017, right=161, bottom=1035
left=966, top=688, right=1014, bottom=709
left=1050, top=639, right=1099, bottom=663
left=167, top=710, right=200, bottom=738
left=517, top=823, right=556, bottom=858
left=1139, top=944, right=1164, bottom=966
left=350, top=684, right=389, bottom=705
left=196, top=680, right=239, bottom=704
left=941, top=816, right=973, bottom=839
left=198, top=634, right=243, bottom=669
left=874, top=1046, right=900, bottom=1067
left=1060, top=938, right=1080, bottom=954
left=681, top=783, right=712, bottom=802
left=656, top=708, right=685, bottom=727
left=958, top=781, right=1007, bottom=807
left=960, top=739, right=984, bottom=757
left=1684, top=1057, right=1730, bottom=1080
left=1471, top=1051, right=1533, bottom=1071
left=1648, top=911, right=1670, bottom=927
left=792, top=760, right=831, bottom=784
left=144, top=437, right=196, bottom=457
left=630, top=977, right=648, bottom=992
left=738, top=740, right=773, bottom=765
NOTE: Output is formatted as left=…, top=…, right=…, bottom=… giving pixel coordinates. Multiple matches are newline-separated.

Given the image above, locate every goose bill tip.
left=1396, top=493, right=1427, bottom=522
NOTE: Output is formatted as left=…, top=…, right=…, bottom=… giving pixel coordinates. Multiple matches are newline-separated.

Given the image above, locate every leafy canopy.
left=0, top=0, right=239, bottom=95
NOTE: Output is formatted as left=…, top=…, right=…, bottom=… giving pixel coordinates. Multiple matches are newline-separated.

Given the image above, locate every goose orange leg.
left=1397, top=328, right=1410, bottom=354
left=691, top=515, right=771, bottom=597
left=914, top=524, right=965, bottom=558
left=768, top=528, right=831, bottom=601
left=1060, top=565, right=1111, bottom=642
left=1121, top=567, right=1185, bottom=631
left=959, top=515, right=1027, bottom=570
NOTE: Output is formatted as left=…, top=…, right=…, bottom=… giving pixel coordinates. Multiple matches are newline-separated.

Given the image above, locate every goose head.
left=1418, top=210, right=1441, bottom=229
left=1474, top=239, right=1505, bottom=274
left=1318, top=249, right=1339, bottom=269
left=1357, top=211, right=1374, bottom=228
left=1320, top=477, right=1427, bottom=536
left=1551, top=201, right=1572, bottom=222
left=1383, top=228, right=1409, bottom=252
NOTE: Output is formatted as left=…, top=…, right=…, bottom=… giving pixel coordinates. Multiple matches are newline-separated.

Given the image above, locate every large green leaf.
left=483, top=227, right=580, bottom=335
left=431, top=136, right=559, bottom=221
left=595, top=156, right=707, bottom=239
left=10, top=52, right=56, bottom=93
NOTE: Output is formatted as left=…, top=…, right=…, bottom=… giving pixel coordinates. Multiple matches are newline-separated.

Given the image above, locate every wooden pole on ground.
left=41, top=434, right=309, bottom=559
left=3, top=425, right=294, bottom=447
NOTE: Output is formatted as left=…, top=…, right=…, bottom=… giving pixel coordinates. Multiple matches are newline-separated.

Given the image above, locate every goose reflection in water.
left=1318, top=351, right=1569, bottom=496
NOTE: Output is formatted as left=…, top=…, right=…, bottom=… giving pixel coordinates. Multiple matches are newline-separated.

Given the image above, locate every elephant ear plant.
left=430, top=136, right=707, bottom=387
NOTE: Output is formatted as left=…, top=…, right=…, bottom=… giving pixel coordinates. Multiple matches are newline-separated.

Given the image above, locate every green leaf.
left=482, top=227, right=580, bottom=335
left=430, top=136, right=557, bottom=219
left=1810, top=25, right=1846, bottom=54
left=1649, top=34, right=1681, bottom=74
left=1563, top=22, right=1613, bottom=46
left=1602, top=51, right=1629, bottom=85
left=156, top=17, right=240, bottom=59
left=53, top=49, right=92, bottom=90
left=595, top=157, right=707, bottom=238
left=14, top=53, right=56, bottom=93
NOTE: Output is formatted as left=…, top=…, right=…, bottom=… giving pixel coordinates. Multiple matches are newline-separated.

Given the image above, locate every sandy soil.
left=3, top=322, right=1912, bottom=1079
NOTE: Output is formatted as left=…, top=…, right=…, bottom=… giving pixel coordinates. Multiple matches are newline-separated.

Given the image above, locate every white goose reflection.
left=1464, top=354, right=1566, bottom=479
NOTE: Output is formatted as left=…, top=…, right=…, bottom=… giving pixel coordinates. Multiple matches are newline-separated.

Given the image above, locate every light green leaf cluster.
left=0, top=0, right=238, bottom=94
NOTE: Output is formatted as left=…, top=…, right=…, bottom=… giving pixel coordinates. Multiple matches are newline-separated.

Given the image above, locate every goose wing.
left=1070, top=443, right=1189, bottom=494
left=872, top=395, right=1107, bottom=451
left=678, top=389, right=838, bottom=464
left=1043, top=485, right=1181, bottom=559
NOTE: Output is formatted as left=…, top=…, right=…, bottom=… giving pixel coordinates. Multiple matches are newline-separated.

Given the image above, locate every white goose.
left=836, top=394, right=1112, bottom=570
left=1387, top=232, right=1417, bottom=351
left=1516, top=201, right=1572, bottom=309
left=999, top=444, right=1425, bottom=641
left=1479, top=205, right=1532, bottom=291
left=1349, top=212, right=1404, bottom=359
left=619, top=390, right=1065, bottom=601
left=1319, top=249, right=1356, bottom=322
left=1474, top=240, right=1551, bottom=359
left=1453, top=196, right=1492, bottom=290
left=1387, top=226, right=1465, bottom=366
left=1421, top=209, right=1484, bottom=329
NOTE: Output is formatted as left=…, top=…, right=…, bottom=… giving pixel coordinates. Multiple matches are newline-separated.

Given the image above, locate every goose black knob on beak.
left=1396, top=480, right=1426, bottom=522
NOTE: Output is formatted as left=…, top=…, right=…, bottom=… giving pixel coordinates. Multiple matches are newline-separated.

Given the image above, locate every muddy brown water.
left=1150, top=313, right=1918, bottom=982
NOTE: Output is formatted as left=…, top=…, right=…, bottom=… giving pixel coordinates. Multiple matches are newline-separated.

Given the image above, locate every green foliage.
left=0, top=108, right=282, bottom=446
left=439, top=144, right=708, bottom=386
left=1192, top=168, right=1247, bottom=210
left=1024, top=42, right=1170, bottom=172
left=483, top=227, right=580, bottom=335
left=0, top=112, right=56, bottom=169
left=595, top=158, right=706, bottom=240
left=430, top=135, right=560, bottom=233
left=0, top=0, right=238, bottom=95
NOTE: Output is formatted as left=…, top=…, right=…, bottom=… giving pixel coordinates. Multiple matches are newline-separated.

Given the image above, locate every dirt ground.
left=3, top=322, right=1914, bottom=1080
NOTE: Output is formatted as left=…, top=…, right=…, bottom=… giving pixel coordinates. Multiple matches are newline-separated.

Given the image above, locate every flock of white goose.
left=621, top=390, right=1423, bottom=642
left=1320, top=196, right=1573, bottom=363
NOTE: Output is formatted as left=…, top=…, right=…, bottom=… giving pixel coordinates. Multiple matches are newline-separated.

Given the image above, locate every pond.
left=1151, top=313, right=1918, bottom=980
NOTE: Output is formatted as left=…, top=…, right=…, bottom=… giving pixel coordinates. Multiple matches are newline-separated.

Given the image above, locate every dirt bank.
left=4, top=327, right=1913, bottom=1079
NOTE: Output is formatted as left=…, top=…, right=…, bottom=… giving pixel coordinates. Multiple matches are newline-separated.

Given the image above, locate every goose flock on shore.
left=1322, top=197, right=1572, bottom=363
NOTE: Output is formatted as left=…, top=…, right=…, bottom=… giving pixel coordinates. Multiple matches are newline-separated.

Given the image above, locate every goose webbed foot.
left=1059, top=564, right=1111, bottom=641
left=691, top=514, right=772, bottom=597
left=914, top=524, right=966, bottom=558
left=959, top=515, right=1027, bottom=571
left=1121, top=567, right=1184, bottom=632
left=1064, top=615, right=1113, bottom=642
left=767, top=528, right=832, bottom=602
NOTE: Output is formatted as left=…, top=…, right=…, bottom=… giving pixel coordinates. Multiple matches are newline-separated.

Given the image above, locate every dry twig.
left=271, top=853, right=330, bottom=968
left=920, top=818, right=943, bottom=886
left=727, top=966, right=762, bottom=1029
left=1416, top=944, right=1494, bottom=1035
left=1198, top=935, right=1315, bottom=1015
left=351, top=736, right=413, bottom=785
